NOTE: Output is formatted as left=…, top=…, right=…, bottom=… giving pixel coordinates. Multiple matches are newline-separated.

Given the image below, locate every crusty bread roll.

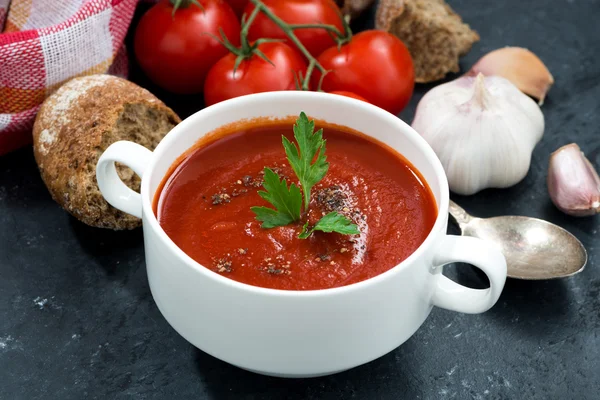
left=376, top=0, right=479, bottom=83
left=33, top=74, right=180, bottom=230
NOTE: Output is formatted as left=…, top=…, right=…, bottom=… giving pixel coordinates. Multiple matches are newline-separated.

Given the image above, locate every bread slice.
left=376, top=0, right=480, bottom=83
left=33, top=75, right=180, bottom=230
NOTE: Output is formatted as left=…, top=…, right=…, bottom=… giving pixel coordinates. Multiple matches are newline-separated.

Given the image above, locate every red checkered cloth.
left=0, top=0, right=138, bottom=155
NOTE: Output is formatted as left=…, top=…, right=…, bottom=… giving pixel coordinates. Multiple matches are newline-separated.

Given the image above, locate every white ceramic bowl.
left=97, top=91, right=507, bottom=378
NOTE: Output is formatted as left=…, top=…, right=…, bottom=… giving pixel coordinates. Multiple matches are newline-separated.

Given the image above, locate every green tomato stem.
left=338, top=14, right=353, bottom=47
left=288, top=23, right=343, bottom=36
left=303, top=60, right=317, bottom=92
left=169, top=0, right=203, bottom=15
left=240, top=4, right=262, bottom=53
left=249, top=0, right=330, bottom=90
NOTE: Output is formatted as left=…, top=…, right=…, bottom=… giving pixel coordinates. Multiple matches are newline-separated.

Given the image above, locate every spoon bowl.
left=449, top=201, right=587, bottom=280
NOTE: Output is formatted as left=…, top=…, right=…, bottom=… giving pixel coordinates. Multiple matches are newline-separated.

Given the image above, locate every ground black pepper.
left=211, top=193, right=231, bottom=205
left=232, top=188, right=248, bottom=197
left=214, top=258, right=232, bottom=273
left=315, top=185, right=346, bottom=212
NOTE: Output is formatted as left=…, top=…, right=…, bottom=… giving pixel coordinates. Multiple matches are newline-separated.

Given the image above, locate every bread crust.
left=33, top=75, right=181, bottom=230
left=376, top=0, right=480, bottom=83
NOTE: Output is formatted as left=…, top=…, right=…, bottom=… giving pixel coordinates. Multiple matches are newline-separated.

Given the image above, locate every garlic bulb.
left=547, top=143, right=600, bottom=216
left=412, top=73, right=544, bottom=195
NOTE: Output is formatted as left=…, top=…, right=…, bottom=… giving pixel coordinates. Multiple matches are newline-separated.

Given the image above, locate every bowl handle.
left=96, top=141, right=153, bottom=219
left=432, top=235, right=507, bottom=314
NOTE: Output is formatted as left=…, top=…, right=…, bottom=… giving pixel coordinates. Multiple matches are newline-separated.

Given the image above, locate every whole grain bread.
left=376, top=0, right=479, bottom=83
left=33, top=75, right=180, bottom=230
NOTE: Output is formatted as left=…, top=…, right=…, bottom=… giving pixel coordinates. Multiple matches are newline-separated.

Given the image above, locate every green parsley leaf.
left=250, top=112, right=360, bottom=238
left=250, top=168, right=302, bottom=228
left=298, top=212, right=360, bottom=239
left=282, top=112, right=329, bottom=211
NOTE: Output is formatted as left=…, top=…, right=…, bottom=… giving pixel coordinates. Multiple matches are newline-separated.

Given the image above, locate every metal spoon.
left=448, top=200, right=587, bottom=280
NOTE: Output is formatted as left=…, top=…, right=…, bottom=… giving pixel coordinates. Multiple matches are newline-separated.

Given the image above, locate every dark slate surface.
left=1, top=0, right=599, bottom=398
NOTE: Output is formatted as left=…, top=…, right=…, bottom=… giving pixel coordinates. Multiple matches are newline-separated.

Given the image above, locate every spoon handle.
left=448, top=200, right=474, bottom=229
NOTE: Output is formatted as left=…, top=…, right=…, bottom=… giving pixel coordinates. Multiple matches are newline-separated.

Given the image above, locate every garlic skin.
left=412, top=73, right=544, bottom=195
left=547, top=143, right=600, bottom=216
left=467, top=47, right=554, bottom=105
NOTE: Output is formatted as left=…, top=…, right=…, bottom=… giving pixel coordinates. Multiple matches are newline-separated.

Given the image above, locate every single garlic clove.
left=467, top=47, right=554, bottom=105
left=547, top=143, right=600, bottom=217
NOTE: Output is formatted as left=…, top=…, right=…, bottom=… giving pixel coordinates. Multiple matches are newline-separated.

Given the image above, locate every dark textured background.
left=1, top=0, right=599, bottom=398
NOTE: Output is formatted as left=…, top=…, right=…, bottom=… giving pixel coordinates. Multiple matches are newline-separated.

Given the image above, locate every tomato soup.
left=155, top=118, right=437, bottom=291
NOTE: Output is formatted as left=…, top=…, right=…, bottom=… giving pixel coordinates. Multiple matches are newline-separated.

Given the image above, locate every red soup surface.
left=155, top=117, right=437, bottom=291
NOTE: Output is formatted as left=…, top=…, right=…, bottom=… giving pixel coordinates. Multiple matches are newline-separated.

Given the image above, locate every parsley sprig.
left=252, top=168, right=302, bottom=228
left=298, top=212, right=360, bottom=239
left=250, top=112, right=360, bottom=239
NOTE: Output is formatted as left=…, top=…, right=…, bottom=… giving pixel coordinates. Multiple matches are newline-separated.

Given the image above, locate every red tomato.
left=227, top=0, right=247, bottom=17
left=134, top=0, right=241, bottom=94
left=244, top=0, right=344, bottom=57
left=328, top=90, right=367, bottom=102
left=204, top=42, right=307, bottom=106
left=314, top=31, right=415, bottom=115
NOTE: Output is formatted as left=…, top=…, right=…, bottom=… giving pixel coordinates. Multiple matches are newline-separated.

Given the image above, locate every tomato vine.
left=216, top=0, right=353, bottom=91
